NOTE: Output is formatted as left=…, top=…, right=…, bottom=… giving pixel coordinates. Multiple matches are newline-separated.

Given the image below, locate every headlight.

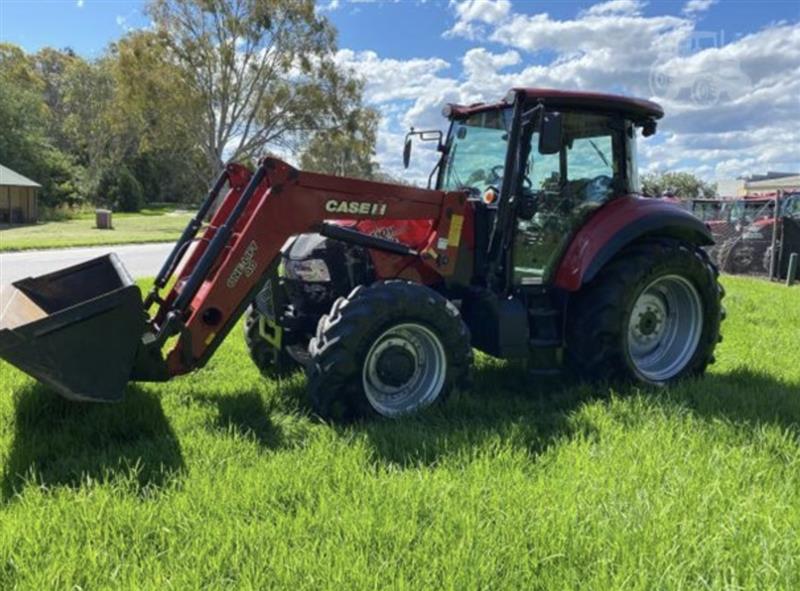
left=284, top=258, right=331, bottom=282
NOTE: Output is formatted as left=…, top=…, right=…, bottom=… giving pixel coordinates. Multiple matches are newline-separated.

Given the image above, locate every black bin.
left=0, top=254, right=147, bottom=402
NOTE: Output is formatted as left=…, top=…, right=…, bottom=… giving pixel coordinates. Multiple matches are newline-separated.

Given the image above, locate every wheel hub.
left=630, top=293, right=666, bottom=343
left=362, top=323, right=447, bottom=417
left=627, top=275, right=704, bottom=382
left=376, top=343, right=416, bottom=388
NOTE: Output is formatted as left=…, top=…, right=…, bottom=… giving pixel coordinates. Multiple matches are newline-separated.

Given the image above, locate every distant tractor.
left=0, top=88, right=724, bottom=421
left=711, top=194, right=800, bottom=275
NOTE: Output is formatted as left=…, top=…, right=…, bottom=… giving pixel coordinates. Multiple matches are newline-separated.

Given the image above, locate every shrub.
left=95, top=166, right=144, bottom=212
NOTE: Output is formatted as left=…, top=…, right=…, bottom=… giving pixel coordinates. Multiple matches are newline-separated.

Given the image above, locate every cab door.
left=512, top=112, right=621, bottom=286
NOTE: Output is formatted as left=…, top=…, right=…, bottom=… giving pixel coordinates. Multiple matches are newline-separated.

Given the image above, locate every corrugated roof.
left=0, top=164, right=41, bottom=188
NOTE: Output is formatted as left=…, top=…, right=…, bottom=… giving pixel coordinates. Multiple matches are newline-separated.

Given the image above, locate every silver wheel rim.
left=362, top=323, right=446, bottom=417
left=627, top=275, right=704, bottom=382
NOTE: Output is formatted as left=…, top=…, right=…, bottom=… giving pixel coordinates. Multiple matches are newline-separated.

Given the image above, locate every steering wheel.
left=488, top=164, right=533, bottom=189
left=488, top=165, right=504, bottom=184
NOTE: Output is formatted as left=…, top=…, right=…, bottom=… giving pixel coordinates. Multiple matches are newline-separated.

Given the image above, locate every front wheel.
left=566, top=239, right=723, bottom=385
left=306, top=281, right=473, bottom=421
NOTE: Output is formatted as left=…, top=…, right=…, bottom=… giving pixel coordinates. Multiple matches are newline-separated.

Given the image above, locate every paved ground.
left=0, top=242, right=174, bottom=285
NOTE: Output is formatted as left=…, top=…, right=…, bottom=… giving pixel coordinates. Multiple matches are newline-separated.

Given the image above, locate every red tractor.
left=0, top=88, right=723, bottom=420
left=711, top=193, right=800, bottom=274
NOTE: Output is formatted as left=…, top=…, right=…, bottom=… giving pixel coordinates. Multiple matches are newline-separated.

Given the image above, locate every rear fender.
left=554, top=196, right=712, bottom=292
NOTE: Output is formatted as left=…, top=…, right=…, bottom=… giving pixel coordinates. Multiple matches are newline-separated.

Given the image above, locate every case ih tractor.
left=0, top=88, right=723, bottom=420
left=712, top=193, right=800, bottom=275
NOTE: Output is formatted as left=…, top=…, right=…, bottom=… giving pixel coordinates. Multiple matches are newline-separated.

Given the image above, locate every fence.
left=692, top=193, right=800, bottom=280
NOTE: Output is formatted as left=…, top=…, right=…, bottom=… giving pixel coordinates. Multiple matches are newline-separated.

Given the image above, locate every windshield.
left=692, top=201, right=729, bottom=222
left=439, top=107, right=634, bottom=199
left=440, top=109, right=512, bottom=191
left=730, top=200, right=774, bottom=224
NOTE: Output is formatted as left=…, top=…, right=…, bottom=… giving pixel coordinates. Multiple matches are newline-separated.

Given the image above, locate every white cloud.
left=582, top=0, right=645, bottom=17
left=338, top=3, right=799, bottom=184
left=488, top=11, right=690, bottom=57
left=682, top=0, right=717, bottom=16
left=444, top=0, right=511, bottom=40
left=336, top=49, right=454, bottom=104
left=453, top=0, right=511, bottom=24
left=462, top=47, right=520, bottom=78
left=317, top=0, right=340, bottom=12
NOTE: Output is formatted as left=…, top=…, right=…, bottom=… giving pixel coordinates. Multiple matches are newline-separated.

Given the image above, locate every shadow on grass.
left=212, top=390, right=285, bottom=448
left=5, top=361, right=796, bottom=493
left=661, top=368, right=800, bottom=430
left=357, top=363, right=800, bottom=469
left=1, top=384, right=184, bottom=502
left=354, top=361, right=587, bottom=468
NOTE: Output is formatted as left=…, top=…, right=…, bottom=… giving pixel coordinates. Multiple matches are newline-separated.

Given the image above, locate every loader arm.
left=148, top=157, right=468, bottom=378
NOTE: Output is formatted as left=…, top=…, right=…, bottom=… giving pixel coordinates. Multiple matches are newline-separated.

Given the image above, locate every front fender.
left=553, top=196, right=712, bottom=292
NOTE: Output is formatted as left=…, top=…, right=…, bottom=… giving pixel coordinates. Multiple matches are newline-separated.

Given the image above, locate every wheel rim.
left=627, top=275, right=704, bottom=382
left=362, top=323, right=446, bottom=417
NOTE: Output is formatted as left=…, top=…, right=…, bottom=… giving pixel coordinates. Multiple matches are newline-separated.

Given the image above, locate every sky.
left=0, top=0, right=798, bottom=185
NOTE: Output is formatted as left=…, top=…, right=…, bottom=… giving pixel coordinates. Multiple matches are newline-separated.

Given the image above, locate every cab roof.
left=448, top=88, right=664, bottom=122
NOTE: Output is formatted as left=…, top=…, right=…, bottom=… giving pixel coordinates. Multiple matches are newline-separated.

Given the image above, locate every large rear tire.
left=566, top=239, right=723, bottom=385
left=306, top=281, right=473, bottom=421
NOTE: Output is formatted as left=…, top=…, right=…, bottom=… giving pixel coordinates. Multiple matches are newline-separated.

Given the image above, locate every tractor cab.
left=435, top=89, right=662, bottom=287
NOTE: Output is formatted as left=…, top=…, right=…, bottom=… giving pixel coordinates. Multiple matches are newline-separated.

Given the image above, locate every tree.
left=107, top=31, right=208, bottom=202
left=641, top=171, right=717, bottom=199
left=0, top=43, right=83, bottom=208
left=146, top=0, right=365, bottom=179
left=33, top=47, right=80, bottom=151
left=299, top=105, right=379, bottom=179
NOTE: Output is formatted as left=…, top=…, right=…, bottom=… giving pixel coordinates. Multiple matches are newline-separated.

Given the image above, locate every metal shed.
left=0, top=164, right=40, bottom=224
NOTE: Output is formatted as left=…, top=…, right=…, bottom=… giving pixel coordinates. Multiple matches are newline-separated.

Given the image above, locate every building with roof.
left=718, top=172, right=800, bottom=197
left=0, top=164, right=40, bottom=224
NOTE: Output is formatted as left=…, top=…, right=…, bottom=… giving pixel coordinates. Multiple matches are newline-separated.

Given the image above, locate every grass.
left=0, top=208, right=193, bottom=252
left=0, top=275, right=798, bottom=589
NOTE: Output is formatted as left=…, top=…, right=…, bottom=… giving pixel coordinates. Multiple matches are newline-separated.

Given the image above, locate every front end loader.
left=0, top=88, right=724, bottom=419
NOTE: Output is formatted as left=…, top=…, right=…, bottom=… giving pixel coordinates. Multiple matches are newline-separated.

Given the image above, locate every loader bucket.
left=0, top=254, right=147, bottom=402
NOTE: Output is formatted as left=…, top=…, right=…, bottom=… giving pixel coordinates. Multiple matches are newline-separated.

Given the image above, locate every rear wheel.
left=307, top=281, right=473, bottom=421
left=566, top=239, right=723, bottom=385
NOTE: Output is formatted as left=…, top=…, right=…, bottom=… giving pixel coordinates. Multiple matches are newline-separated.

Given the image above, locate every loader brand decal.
left=447, top=214, right=464, bottom=247
left=325, top=199, right=387, bottom=216
left=227, top=240, right=259, bottom=289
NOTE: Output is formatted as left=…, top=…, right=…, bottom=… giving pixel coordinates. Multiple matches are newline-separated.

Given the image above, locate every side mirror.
left=403, top=128, right=443, bottom=169
left=403, top=136, right=412, bottom=169
left=538, top=111, right=562, bottom=155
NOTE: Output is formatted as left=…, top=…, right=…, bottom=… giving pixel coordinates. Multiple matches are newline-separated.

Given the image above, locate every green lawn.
left=0, top=276, right=798, bottom=589
left=0, top=208, right=193, bottom=252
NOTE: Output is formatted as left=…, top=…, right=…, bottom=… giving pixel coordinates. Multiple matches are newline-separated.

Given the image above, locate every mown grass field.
left=0, top=208, right=192, bottom=252
left=0, top=275, right=797, bottom=589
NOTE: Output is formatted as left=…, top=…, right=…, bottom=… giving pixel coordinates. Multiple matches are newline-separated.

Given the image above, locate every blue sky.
left=1, top=0, right=798, bottom=184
